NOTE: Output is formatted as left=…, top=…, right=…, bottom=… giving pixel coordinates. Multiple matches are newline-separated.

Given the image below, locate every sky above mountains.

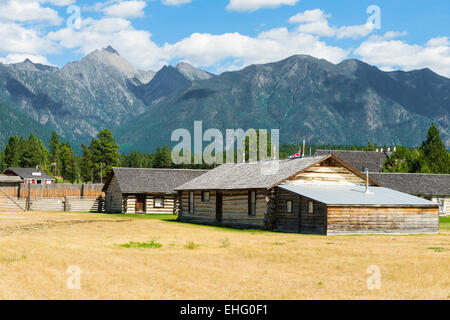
left=0, top=0, right=449, bottom=77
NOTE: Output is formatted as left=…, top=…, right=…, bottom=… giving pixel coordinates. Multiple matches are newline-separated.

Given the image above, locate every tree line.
left=0, top=130, right=214, bottom=184
left=0, top=124, right=448, bottom=183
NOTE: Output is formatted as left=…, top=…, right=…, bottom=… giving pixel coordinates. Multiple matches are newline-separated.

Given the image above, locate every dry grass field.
left=0, top=211, right=448, bottom=300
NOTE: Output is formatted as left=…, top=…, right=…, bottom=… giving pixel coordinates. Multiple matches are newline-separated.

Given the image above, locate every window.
left=202, top=191, right=210, bottom=202
left=286, top=200, right=292, bottom=214
left=188, top=191, right=194, bottom=214
left=308, top=200, right=314, bottom=214
left=248, top=191, right=256, bottom=216
left=154, top=197, right=164, bottom=208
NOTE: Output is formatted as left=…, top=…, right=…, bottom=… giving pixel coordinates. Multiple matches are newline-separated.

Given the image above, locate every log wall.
left=145, top=195, right=174, bottom=215
left=105, top=176, right=123, bottom=213
left=276, top=188, right=327, bottom=234
left=179, top=190, right=217, bottom=224
left=327, top=206, right=439, bottom=235
left=178, top=189, right=267, bottom=228
left=221, top=189, right=266, bottom=228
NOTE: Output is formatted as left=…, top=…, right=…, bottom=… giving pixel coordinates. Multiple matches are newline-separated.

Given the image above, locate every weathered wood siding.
left=299, top=197, right=327, bottom=235
left=221, top=189, right=266, bottom=228
left=286, top=157, right=368, bottom=185
left=19, top=184, right=104, bottom=199
left=327, top=206, right=439, bottom=235
left=0, top=183, right=20, bottom=197
left=276, top=188, right=300, bottom=233
left=178, top=190, right=217, bottom=224
left=105, top=175, right=123, bottom=213
left=429, top=196, right=450, bottom=216
left=178, top=189, right=267, bottom=228
left=145, top=194, right=174, bottom=215
left=275, top=188, right=327, bottom=235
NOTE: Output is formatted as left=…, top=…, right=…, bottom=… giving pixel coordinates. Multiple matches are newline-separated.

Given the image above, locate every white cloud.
left=227, top=0, right=299, bottom=12
left=0, top=21, right=56, bottom=54
left=42, top=0, right=77, bottom=5
left=48, top=14, right=348, bottom=72
left=355, top=34, right=450, bottom=77
left=0, top=53, right=55, bottom=66
left=289, top=9, right=374, bottom=40
left=161, top=0, right=192, bottom=6
left=0, top=0, right=62, bottom=25
left=102, top=1, right=147, bottom=18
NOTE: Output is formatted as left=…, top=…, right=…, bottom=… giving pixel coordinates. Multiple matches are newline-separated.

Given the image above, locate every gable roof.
left=314, top=150, right=389, bottom=172
left=278, top=184, right=438, bottom=207
left=3, top=168, right=53, bottom=180
left=103, top=168, right=209, bottom=194
left=370, top=173, right=450, bottom=196
left=175, top=155, right=380, bottom=191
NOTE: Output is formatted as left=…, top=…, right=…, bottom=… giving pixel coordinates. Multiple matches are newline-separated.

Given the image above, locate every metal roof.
left=370, top=173, right=450, bottom=196
left=278, top=183, right=438, bottom=207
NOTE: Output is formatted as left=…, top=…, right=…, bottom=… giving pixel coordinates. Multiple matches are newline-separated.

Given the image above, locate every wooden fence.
left=0, top=184, right=104, bottom=199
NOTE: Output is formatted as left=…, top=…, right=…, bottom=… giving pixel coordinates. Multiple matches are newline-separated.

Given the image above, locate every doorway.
left=216, top=191, right=222, bottom=222
left=135, top=195, right=146, bottom=213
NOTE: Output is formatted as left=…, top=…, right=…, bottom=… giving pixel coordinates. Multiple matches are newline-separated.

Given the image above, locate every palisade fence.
left=0, top=184, right=105, bottom=213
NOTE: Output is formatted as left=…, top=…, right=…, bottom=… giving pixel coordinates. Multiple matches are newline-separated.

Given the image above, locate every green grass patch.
left=82, top=212, right=177, bottom=220
left=120, top=240, right=163, bottom=249
left=439, top=217, right=450, bottom=231
left=0, top=254, right=26, bottom=264
left=219, top=237, right=231, bottom=248
left=184, top=242, right=200, bottom=250
left=427, top=247, right=446, bottom=252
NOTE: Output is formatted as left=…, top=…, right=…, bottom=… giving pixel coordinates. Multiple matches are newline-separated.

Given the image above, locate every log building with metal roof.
left=175, top=155, right=439, bottom=235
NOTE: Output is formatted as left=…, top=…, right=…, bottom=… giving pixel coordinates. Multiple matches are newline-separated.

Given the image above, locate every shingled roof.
left=314, top=150, right=389, bottom=172
left=3, top=168, right=53, bottom=180
left=370, top=173, right=450, bottom=196
left=103, top=168, right=209, bottom=194
left=0, top=175, right=22, bottom=183
left=177, top=154, right=381, bottom=191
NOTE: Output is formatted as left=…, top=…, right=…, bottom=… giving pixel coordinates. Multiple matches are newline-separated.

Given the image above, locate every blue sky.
left=0, top=0, right=449, bottom=76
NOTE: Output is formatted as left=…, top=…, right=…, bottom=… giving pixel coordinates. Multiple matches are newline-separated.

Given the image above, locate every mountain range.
left=0, top=46, right=448, bottom=153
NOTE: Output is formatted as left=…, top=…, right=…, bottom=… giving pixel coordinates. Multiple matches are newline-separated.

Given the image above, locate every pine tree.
left=59, top=142, right=78, bottom=183
left=49, top=131, right=61, bottom=176
left=87, top=129, right=120, bottom=182
left=419, top=123, right=450, bottom=174
left=79, top=144, right=93, bottom=183
left=153, top=146, right=172, bottom=168
left=20, top=134, right=47, bottom=168
left=3, top=136, right=21, bottom=167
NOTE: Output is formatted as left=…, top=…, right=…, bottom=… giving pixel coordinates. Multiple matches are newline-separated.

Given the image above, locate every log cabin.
left=175, top=155, right=439, bottom=235
left=370, top=173, right=450, bottom=217
left=103, top=168, right=208, bottom=214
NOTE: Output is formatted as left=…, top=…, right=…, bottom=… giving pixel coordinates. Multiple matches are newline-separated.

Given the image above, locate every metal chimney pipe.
left=365, top=168, right=370, bottom=194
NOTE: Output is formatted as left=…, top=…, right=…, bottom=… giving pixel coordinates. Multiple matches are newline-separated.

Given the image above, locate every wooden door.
left=298, top=196, right=302, bottom=232
left=135, top=195, right=146, bottom=213
left=216, top=191, right=222, bottom=222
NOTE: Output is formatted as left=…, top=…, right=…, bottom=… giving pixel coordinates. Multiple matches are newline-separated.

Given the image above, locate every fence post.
left=26, top=183, right=31, bottom=211
left=64, top=196, right=68, bottom=212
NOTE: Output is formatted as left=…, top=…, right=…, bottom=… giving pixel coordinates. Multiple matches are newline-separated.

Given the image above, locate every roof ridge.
left=371, top=172, right=450, bottom=176
left=113, top=167, right=209, bottom=171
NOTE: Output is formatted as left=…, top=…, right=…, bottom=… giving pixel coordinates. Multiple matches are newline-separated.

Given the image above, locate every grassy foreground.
left=0, top=211, right=448, bottom=300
